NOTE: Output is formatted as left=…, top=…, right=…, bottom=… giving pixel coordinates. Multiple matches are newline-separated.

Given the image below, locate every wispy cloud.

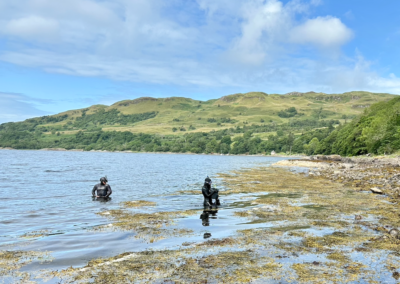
left=0, top=92, right=51, bottom=123
left=0, top=0, right=399, bottom=95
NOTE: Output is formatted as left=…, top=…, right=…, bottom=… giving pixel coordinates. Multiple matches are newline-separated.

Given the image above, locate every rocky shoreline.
left=276, top=155, right=400, bottom=198
left=4, top=154, right=400, bottom=283
left=0, top=147, right=300, bottom=157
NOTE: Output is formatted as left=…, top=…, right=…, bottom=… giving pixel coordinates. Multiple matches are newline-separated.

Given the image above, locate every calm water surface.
left=0, top=150, right=290, bottom=272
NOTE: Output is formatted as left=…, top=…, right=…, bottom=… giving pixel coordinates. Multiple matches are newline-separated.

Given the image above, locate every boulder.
left=389, top=229, right=400, bottom=239
left=327, top=155, right=342, bottom=161
left=370, top=187, right=383, bottom=194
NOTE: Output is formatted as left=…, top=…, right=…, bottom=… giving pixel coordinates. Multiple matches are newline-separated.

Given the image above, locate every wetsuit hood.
left=204, top=177, right=212, bottom=187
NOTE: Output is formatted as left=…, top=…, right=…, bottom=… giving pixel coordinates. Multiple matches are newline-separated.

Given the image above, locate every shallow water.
left=0, top=150, right=290, bottom=273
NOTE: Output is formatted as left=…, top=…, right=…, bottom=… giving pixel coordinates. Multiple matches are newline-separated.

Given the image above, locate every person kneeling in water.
left=202, top=177, right=220, bottom=206
left=92, top=177, right=112, bottom=198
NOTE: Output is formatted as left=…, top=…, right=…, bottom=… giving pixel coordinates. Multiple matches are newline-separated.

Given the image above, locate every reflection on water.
left=92, top=197, right=112, bottom=202
left=0, top=150, right=290, bottom=272
left=200, top=209, right=219, bottom=227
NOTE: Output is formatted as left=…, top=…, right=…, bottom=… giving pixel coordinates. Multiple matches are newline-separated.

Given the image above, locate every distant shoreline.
left=0, top=147, right=303, bottom=158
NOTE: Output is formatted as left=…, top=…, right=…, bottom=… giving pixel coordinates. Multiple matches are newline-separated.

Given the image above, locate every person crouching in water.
left=202, top=177, right=220, bottom=207
left=92, top=177, right=112, bottom=198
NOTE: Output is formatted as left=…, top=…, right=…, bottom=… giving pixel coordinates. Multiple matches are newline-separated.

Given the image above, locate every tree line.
left=0, top=119, right=337, bottom=155
left=5, top=96, right=400, bottom=157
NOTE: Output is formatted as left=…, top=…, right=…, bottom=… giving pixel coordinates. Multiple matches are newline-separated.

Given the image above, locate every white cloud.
left=4, top=16, right=59, bottom=41
left=227, top=0, right=289, bottom=65
left=0, top=0, right=398, bottom=97
left=290, top=16, right=353, bottom=48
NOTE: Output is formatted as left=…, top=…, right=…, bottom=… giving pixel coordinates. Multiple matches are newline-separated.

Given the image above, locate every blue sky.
left=0, top=0, right=399, bottom=123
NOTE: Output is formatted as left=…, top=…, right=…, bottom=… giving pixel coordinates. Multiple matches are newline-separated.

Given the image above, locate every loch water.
left=0, top=150, right=290, bottom=273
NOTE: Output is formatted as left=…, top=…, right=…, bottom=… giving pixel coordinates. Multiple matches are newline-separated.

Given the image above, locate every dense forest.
left=0, top=112, right=338, bottom=154
left=315, top=96, right=400, bottom=156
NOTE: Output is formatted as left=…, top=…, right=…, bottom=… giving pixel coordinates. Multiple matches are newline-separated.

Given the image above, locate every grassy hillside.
left=0, top=91, right=396, bottom=154
left=34, top=91, right=394, bottom=136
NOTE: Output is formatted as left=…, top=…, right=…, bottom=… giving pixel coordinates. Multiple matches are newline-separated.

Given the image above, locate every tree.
left=287, top=132, right=295, bottom=155
left=304, top=137, right=320, bottom=155
left=205, top=139, right=218, bottom=153
left=221, top=135, right=232, bottom=145
left=243, top=131, right=253, bottom=139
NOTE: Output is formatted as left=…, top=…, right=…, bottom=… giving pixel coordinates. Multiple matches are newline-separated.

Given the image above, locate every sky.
left=0, top=0, right=399, bottom=123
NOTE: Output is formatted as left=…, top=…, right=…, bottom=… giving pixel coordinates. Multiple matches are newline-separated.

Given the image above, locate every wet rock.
left=393, top=271, right=400, bottom=280
left=389, top=229, right=400, bottom=239
left=276, top=255, right=288, bottom=259
left=384, top=225, right=392, bottom=231
left=370, top=187, right=383, bottom=194
left=355, top=215, right=362, bottom=220
left=375, top=235, right=389, bottom=241
left=203, top=233, right=211, bottom=239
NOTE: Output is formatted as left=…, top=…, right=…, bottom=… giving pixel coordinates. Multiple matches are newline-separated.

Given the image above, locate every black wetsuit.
left=202, top=185, right=219, bottom=206
left=202, top=185, right=212, bottom=206
left=92, top=183, right=112, bottom=198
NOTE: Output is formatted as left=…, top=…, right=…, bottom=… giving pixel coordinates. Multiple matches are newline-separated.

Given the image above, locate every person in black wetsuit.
left=202, top=177, right=220, bottom=207
left=92, top=177, right=112, bottom=198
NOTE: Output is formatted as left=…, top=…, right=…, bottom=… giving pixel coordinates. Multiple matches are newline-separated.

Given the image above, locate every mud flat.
left=3, top=157, right=400, bottom=283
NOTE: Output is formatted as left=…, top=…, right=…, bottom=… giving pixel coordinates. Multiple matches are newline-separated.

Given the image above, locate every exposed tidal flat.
left=2, top=151, right=400, bottom=283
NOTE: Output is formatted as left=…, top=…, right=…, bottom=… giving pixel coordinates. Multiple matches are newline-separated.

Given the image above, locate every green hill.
left=316, top=96, right=400, bottom=156
left=0, top=91, right=396, bottom=154
left=27, top=91, right=394, bottom=135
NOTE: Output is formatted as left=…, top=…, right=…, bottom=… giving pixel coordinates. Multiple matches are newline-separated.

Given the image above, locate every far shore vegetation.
left=0, top=91, right=398, bottom=156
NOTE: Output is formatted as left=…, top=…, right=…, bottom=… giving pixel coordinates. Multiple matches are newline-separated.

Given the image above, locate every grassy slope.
left=40, top=91, right=395, bottom=136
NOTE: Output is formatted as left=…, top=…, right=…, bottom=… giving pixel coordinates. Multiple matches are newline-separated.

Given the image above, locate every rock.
left=355, top=215, right=362, bottom=220
left=203, top=233, right=211, bottom=239
left=327, top=155, right=342, bottom=161
left=370, top=187, right=383, bottom=194
left=376, top=235, right=389, bottom=241
left=389, top=229, right=400, bottom=239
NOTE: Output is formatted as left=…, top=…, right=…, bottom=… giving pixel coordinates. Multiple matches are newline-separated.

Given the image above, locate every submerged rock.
left=355, top=215, right=362, bottom=220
